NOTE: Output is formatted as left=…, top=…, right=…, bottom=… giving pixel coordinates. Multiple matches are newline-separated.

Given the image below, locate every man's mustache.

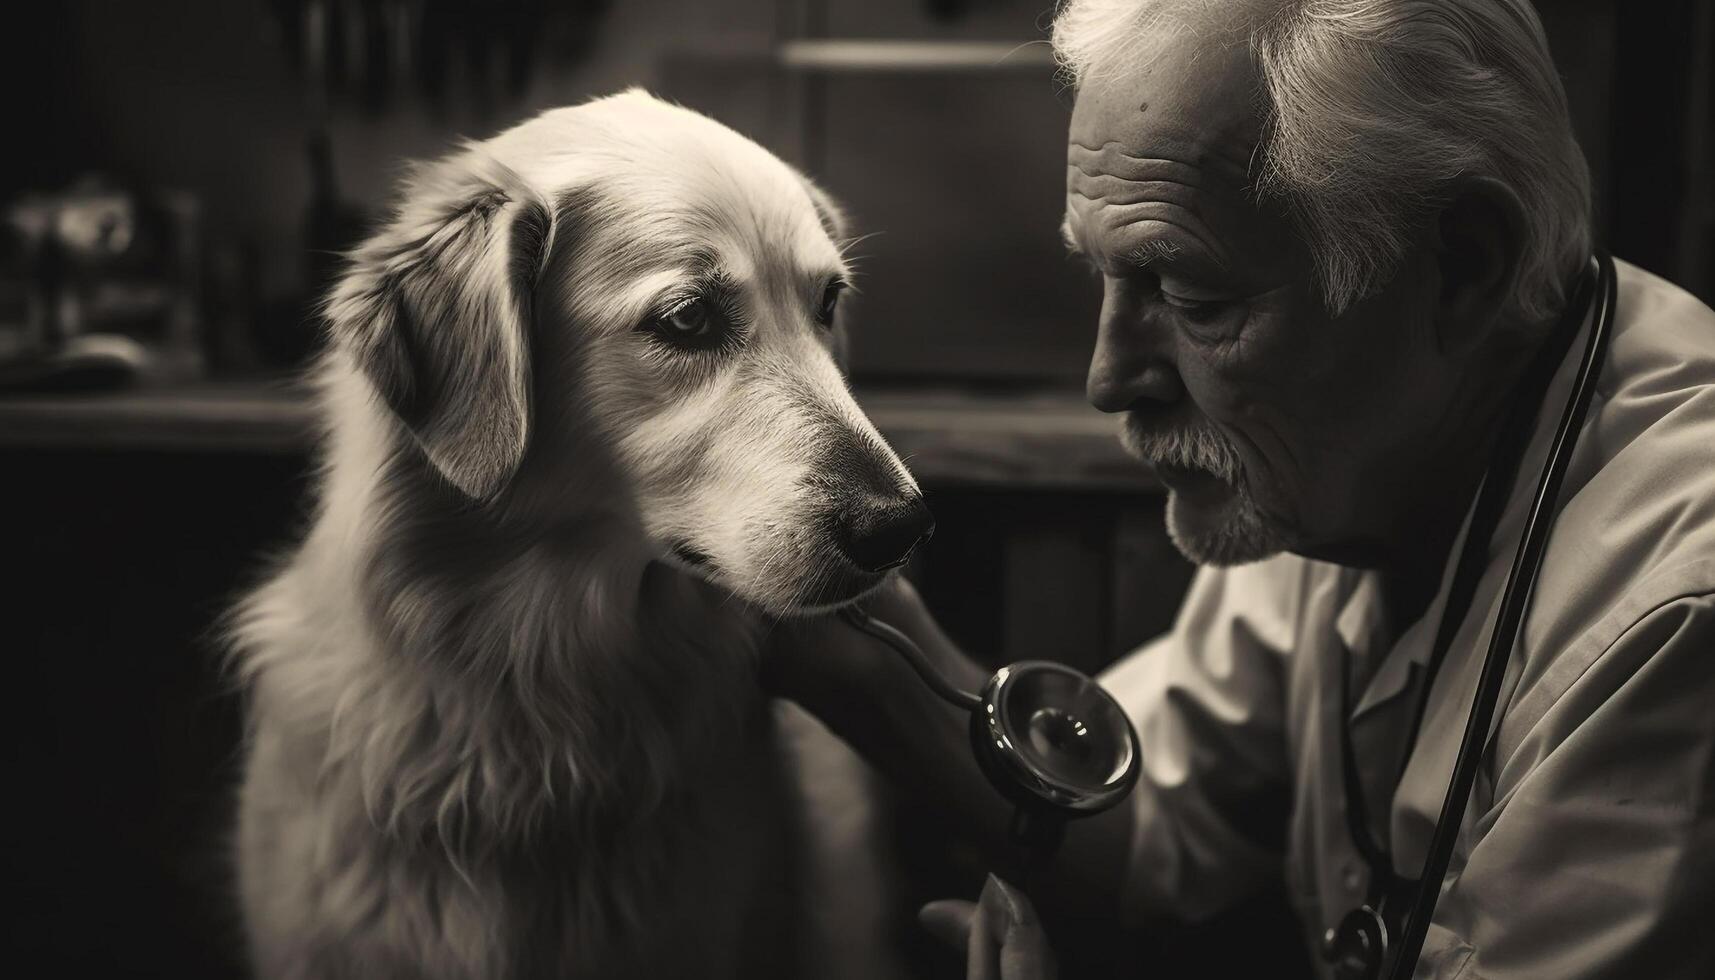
left=1121, top=412, right=1242, bottom=485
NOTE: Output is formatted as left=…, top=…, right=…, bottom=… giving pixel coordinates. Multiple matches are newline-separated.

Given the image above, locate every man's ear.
left=325, top=149, right=555, bottom=501
left=1432, top=175, right=1528, bottom=354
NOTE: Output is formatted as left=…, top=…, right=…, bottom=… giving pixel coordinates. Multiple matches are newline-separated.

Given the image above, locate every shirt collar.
left=1345, top=488, right=1483, bottom=721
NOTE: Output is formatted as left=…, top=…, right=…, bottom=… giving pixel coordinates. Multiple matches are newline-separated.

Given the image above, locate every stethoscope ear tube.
left=1382, top=252, right=1617, bottom=979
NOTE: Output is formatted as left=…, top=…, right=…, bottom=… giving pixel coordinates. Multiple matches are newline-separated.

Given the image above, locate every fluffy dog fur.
left=228, top=90, right=921, bottom=979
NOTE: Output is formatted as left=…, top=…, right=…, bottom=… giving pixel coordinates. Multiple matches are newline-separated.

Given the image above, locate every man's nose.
left=1085, top=306, right=1184, bottom=413
left=838, top=493, right=934, bottom=572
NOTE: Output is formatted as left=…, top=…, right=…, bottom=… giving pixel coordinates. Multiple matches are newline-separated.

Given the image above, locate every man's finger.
left=921, top=878, right=1059, bottom=980
left=979, top=876, right=1058, bottom=980
left=918, top=897, right=1000, bottom=980
left=918, top=899, right=977, bottom=952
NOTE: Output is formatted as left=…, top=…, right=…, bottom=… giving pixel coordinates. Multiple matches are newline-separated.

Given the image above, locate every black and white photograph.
left=3, top=1, right=1712, bottom=977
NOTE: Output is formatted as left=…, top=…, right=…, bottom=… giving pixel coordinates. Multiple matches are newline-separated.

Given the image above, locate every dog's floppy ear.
left=326, top=149, right=555, bottom=501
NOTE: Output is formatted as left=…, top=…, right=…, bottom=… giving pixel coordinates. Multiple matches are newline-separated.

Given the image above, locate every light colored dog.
left=228, top=90, right=932, bottom=979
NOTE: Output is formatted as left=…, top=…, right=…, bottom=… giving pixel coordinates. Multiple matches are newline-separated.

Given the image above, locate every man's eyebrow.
left=1125, top=237, right=1231, bottom=278
left=1060, top=215, right=1227, bottom=276
left=1125, top=239, right=1184, bottom=266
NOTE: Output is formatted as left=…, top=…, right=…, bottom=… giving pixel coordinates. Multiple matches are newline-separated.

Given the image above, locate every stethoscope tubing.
left=838, top=604, right=983, bottom=712
left=1385, top=251, right=1618, bottom=978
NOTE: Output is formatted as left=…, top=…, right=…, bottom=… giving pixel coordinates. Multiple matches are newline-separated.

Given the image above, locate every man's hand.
left=763, top=574, right=1140, bottom=924
left=920, top=875, right=1059, bottom=980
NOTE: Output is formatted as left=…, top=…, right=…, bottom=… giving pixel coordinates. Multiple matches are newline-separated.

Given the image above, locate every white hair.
left=1053, top=0, right=1593, bottom=321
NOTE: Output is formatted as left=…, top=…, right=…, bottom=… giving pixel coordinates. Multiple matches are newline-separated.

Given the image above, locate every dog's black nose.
left=839, top=494, right=935, bottom=572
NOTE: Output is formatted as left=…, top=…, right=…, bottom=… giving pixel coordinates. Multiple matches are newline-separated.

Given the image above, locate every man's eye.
left=816, top=280, right=845, bottom=327
left=1160, top=291, right=1225, bottom=315
left=1156, top=275, right=1238, bottom=326
left=644, top=297, right=731, bottom=351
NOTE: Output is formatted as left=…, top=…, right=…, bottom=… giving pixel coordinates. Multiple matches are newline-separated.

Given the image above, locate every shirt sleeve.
left=1415, top=590, right=1715, bottom=980
left=1099, top=557, right=1306, bottom=925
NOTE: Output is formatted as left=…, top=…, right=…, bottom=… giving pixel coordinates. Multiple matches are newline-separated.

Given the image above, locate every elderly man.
left=767, top=0, right=1715, bottom=977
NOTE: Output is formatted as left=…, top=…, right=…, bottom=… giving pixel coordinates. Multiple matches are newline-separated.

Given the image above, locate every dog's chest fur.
left=232, top=484, right=802, bottom=980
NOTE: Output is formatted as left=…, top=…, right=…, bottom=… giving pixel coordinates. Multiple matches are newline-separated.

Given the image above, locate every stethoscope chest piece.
left=970, top=660, right=1141, bottom=817
left=1322, top=904, right=1389, bottom=980
left=835, top=607, right=1142, bottom=851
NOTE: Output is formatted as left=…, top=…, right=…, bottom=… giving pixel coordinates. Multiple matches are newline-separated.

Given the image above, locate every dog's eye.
left=663, top=299, right=710, bottom=336
left=816, top=281, right=845, bottom=328
left=645, top=297, right=730, bottom=351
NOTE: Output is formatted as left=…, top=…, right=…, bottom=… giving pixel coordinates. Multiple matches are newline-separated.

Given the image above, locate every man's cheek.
left=1225, top=420, right=1300, bottom=512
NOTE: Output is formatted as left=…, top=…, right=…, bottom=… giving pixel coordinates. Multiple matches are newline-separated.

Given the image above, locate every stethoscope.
left=840, top=250, right=1618, bottom=980
left=1322, top=251, right=1617, bottom=980
left=837, top=607, right=1141, bottom=851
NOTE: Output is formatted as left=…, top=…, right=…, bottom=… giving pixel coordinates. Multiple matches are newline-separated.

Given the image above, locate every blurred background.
left=0, top=0, right=1708, bottom=975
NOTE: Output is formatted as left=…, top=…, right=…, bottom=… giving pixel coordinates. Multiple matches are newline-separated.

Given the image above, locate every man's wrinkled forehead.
left=1068, top=32, right=1263, bottom=185
left=1062, top=29, right=1278, bottom=267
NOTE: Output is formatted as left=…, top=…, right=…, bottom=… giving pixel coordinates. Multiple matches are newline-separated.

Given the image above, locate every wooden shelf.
left=663, top=38, right=1057, bottom=74
left=0, top=379, right=1158, bottom=492
left=776, top=39, right=1056, bottom=73
left=0, top=379, right=317, bottom=455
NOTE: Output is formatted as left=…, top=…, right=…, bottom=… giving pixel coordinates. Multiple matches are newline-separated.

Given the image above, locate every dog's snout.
left=839, top=494, right=934, bottom=572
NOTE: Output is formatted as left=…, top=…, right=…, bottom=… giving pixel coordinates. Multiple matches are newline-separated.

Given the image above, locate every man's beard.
left=1121, top=412, right=1290, bottom=566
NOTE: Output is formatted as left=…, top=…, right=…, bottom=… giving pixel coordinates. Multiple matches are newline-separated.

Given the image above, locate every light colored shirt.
left=1100, top=260, right=1715, bottom=979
